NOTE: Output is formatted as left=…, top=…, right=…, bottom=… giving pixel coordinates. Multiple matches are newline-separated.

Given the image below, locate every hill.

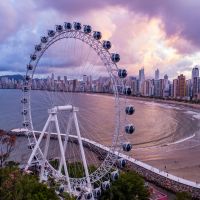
left=0, top=74, right=24, bottom=81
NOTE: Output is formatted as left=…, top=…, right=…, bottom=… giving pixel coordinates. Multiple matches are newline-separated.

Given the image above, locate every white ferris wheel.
left=22, top=22, right=135, bottom=199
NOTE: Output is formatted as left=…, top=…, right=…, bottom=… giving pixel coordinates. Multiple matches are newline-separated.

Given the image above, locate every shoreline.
left=1, top=88, right=200, bottom=110
left=130, top=96, right=200, bottom=110
left=87, top=92, right=200, bottom=110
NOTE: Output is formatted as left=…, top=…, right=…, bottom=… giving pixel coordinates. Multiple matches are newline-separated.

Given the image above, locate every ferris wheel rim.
left=22, top=23, right=125, bottom=187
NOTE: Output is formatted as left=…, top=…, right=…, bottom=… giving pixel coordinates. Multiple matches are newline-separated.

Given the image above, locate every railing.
left=71, top=135, right=200, bottom=189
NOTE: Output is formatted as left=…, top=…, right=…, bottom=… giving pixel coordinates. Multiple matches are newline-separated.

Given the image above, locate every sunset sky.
left=0, top=0, right=200, bottom=80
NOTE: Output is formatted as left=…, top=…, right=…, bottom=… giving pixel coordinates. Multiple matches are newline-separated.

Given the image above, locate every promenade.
left=11, top=129, right=200, bottom=198
left=74, top=135, right=200, bottom=199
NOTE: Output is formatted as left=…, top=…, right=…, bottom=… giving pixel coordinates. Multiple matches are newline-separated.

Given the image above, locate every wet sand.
left=132, top=97, right=200, bottom=183
left=132, top=133, right=200, bottom=182
left=130, top=96, right=200, bottom=110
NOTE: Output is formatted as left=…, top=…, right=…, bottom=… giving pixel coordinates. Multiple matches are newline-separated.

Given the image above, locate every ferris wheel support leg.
left=73, top=111, right=94, bottom=198
left=58, top=113, right=73, bottom=174
left=40, top=122, right=51, bottom=182
left=54, top=114, right=72, bottom=194
left=25, top=114, right=52, bottom=171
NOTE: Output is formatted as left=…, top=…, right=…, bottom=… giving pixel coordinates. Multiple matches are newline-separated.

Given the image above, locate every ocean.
left=1, top=89, right=200, bottom=182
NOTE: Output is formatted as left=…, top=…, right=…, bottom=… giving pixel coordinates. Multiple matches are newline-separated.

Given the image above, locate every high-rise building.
left=173, top=79, right=178, bottom=98
left=154, top=79, right=160, bottom=97
left=139, top=68, right=145, bottom=82
left=192, top=66, right=199, bottom=79
left=163, top=74, right=170, bottom=97
left=193, top=77, right=198, bottom=97
left=177, top=74, right=186, bottom=98
left=136, top=79, right=140, bottom=94
left=139, top=68, right=145, bottom=94
left=83, top=75, right=87, bottom=83
left=186, top=79, right=192, bottom=98
left=144, top=80, right=150, bottom=96
left=159, top=79, right=164, bottom=97
left=51, top=73, right=54, bottom=81
left=198, top=77, right=200, bottom=93
left=155, top=69, right=159, bottom=80
left=169, top=83, right=173, bottom=97
left=191, top=66, right=199, bottom=97
left=89, top=75, right=92, bottom=84
left=127, top=76, right=137, bottom=95
left=144, top=79, right=154, bottom=96
left=72, top=79, right=78, bottom=92
left=64, top=76, right=67, bottom=83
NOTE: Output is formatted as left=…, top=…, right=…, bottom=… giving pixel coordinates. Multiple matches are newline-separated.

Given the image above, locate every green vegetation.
left=100, top=171, right=150, bottom=200
left=0, top=129, right=16, bottom=167
left=0, top=166, right=59, bottom=200
left=1, top=141, right=189, bottom=200
left=0, top=162, right=150, bottom=200
left=175, top=192, right=192, bottom=200
left=60, top=192, right=76, bottom=200
left=50, top=159, right=96, bottom=178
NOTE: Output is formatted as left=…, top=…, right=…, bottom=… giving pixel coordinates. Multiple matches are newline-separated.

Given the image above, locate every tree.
left=60, top=192, right=76, bottom=200
left=0, top=166, right=59, bottom=200
left=175, top=192, right=192, bottom=200
left=0, top=130, right=16, bottom=167
left=100, top=171, right=150, bottom=200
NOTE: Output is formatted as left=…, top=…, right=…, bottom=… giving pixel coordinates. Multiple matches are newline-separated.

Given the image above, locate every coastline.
left=87, top=91, right=200, bottom=110
left=2, top=88, right=200, bottom=110
left=130, top=96, right=200, bottom=110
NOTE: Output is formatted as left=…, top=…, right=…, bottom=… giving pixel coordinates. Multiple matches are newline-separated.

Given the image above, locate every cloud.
left=123, top=0, right=200, bottom=54
left=0, top=1, right=18, bottom=42
left=34, top=0, right=110, bottom=15
left=0, top=0, right=200, bottom=80
left=34, top=0, right=200, bottom=50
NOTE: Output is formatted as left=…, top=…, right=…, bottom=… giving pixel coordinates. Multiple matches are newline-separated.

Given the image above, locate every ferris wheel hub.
left=48, top=105, right=79, bottom=114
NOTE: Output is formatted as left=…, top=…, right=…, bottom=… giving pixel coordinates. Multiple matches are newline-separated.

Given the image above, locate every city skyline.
left=1, top=63, right=200, bottom=81
left=1, top=65, right=200, bottom=100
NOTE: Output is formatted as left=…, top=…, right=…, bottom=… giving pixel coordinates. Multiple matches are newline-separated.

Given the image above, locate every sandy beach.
left=132, top=131, right=200, bottom=183
left=129, top=96, right=200, bottom=110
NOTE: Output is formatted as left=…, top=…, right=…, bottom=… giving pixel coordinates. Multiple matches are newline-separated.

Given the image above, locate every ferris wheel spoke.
left=77, top=116, right=105, bottom=164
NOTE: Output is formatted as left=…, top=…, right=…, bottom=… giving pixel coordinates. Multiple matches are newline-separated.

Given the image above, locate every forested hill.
left=0, top=74, right=24, bottom=81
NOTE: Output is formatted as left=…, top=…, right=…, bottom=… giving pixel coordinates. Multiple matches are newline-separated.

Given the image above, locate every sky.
left=0, top=0, right=200, bottom=80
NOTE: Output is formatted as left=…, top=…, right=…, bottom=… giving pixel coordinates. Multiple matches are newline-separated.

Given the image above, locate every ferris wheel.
left=22, top=22, right=135, bottom=199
